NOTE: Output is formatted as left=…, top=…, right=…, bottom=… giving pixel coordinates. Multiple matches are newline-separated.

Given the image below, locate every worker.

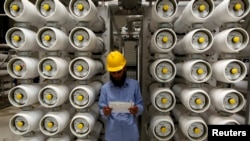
left=98, top=50, right=144, bottom=141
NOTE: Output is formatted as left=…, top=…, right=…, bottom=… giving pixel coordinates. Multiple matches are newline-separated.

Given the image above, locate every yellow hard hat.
left=106, top=51, right=126, bottom=72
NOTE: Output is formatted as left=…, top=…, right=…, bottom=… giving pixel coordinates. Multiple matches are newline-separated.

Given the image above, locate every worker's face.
left=110, top=67, right=126, bottom=87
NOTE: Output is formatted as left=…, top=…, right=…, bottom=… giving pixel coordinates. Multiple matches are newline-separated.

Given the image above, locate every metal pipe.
left=0, top=62, right=8, bottom=68
left=0, top=54, right=16, bottom=60
left=0, top=54, right=9, bottom=60
left=0, top=90, right=9, bottom=97
left=0, top=70, right=8, bottom=76
left=1, top=82, right=15, bottom=90
left=0, top=76, right=13, bottom=82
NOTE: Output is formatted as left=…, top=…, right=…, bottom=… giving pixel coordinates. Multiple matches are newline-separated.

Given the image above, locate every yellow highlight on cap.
left=77, top=35, right=84, bottom=41
left=77, top=66, right=83, bottom=72
left=17, top=121, right=24, bottom=127
left=15, top=94, right=23, bottom=100
left=198, top=4, right=206, bottom=12
left=15, top=65, right=22, bottom=71
left=11, top=4, right=19, bottom=11
left=46, top=94, right=53, bottom=100
left=231, top=68, right=238, bottom=74
left=161, top=127, right=167, bottom=133
left=197, top=69, right=204, bottom=75
left=77, top=123, right=84, bottom=129
left=163, top=4, right=169, bottom=11
left=234, top=3, right=242, bottom=11
left=77, top=95, right=84, bottom=101
left=77, top=4, right=84, bottom=11
left=161, top=98, right=167, bottom=104
left=232, top=36, right=240, bottom=43
left=44, top=35, right=51, bottom=41
left=162, top=36, right=169, bottom=43
left=198, top=37, right=205, bottom=44
left=229, top=98, right=236, bottom=105
left=195, top=98, right=202, bottom=105
left=194, top=127, right=201, bottom=134
left=13, top=35, right=21, bottom=42
left=47, top=122, right=54, bottom=128
left=162, top=68, right=168, bottom=74
left=45, top=65, right=52, bottom=71
left=43, top=4, right=50, bottom=11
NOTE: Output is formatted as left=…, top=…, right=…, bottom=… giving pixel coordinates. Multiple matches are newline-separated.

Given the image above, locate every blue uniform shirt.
left=99, top=78, right=144, bottom=141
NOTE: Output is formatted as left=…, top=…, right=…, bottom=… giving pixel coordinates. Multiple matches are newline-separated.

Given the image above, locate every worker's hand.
left=129, top=106, right=138, bottom=115
left=103, top=106, right=112, bottom=116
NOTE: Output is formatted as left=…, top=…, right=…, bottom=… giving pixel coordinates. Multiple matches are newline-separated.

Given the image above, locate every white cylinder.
left=204, top=0, right=250, bottom=30
left=232, top=80, right=248, bottom=93
left=69, top=0, right=97, bottom=21
left=149, top=0, right=178, bottom=32
left=36, top=0, right=75, bottom=29
left=36, top=27, right=69, bottom=51
left=69, top=27, right=104, bottom=53
left=212, top=28, right=249, bottom=53
left=18, top=132, right=45, bottom=141
left=40, top=110, right=70, bottom=136
left=172, top=105, right=208, bottom=141
left=172, top=84, right=210, bottom=113
left=7, top=57, right=39, bottom=79
left=8, top=84, right=41, bottom=107
left=176, top=60, right=212, bottom=83
left=149, top=59, right=176, bottom=83
left=69, top=57, right=103, bottom=80
left=70, top=112, right=98, bottom=138
left=209, top=88, right=245, bottom=113
left=149, top=115, right=175, bottom=141
left=6, top=27, right=40, bottom=51
left=38, top=57, right=69, bottom=79
left=75, top=122, right=102, bottom=141
left=231, top=113, right=245, bottom=125
left=201, top=109, right=240, bottom=125
left=174, top=0, right=214, bottom=33
left=69, top=0, right=105, bottom=32
left=212, top=59, right=247, bottom=83
left=173, top=28, right=213, bottom=54
left=149, top=83, right=176, bottom=112
left=69, top=81, right=102, bottom=109
left=38, top=84, right=69, bottom=108
left=9, top=110, right=44, bottom=135
left=150, top=28, right=177, bottom=53
left=4, top=0, right=45, bottom=27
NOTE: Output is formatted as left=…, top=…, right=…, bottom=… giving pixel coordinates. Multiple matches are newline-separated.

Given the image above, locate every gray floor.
left=0, top=106, right=21, bottom=141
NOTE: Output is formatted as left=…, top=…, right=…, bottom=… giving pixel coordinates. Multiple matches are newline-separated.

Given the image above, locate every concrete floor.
left=0, top=106, right=21, bottom=141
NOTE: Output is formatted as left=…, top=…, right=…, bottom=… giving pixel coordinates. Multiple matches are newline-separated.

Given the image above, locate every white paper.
left=109, top=101, right=134, bottom=113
